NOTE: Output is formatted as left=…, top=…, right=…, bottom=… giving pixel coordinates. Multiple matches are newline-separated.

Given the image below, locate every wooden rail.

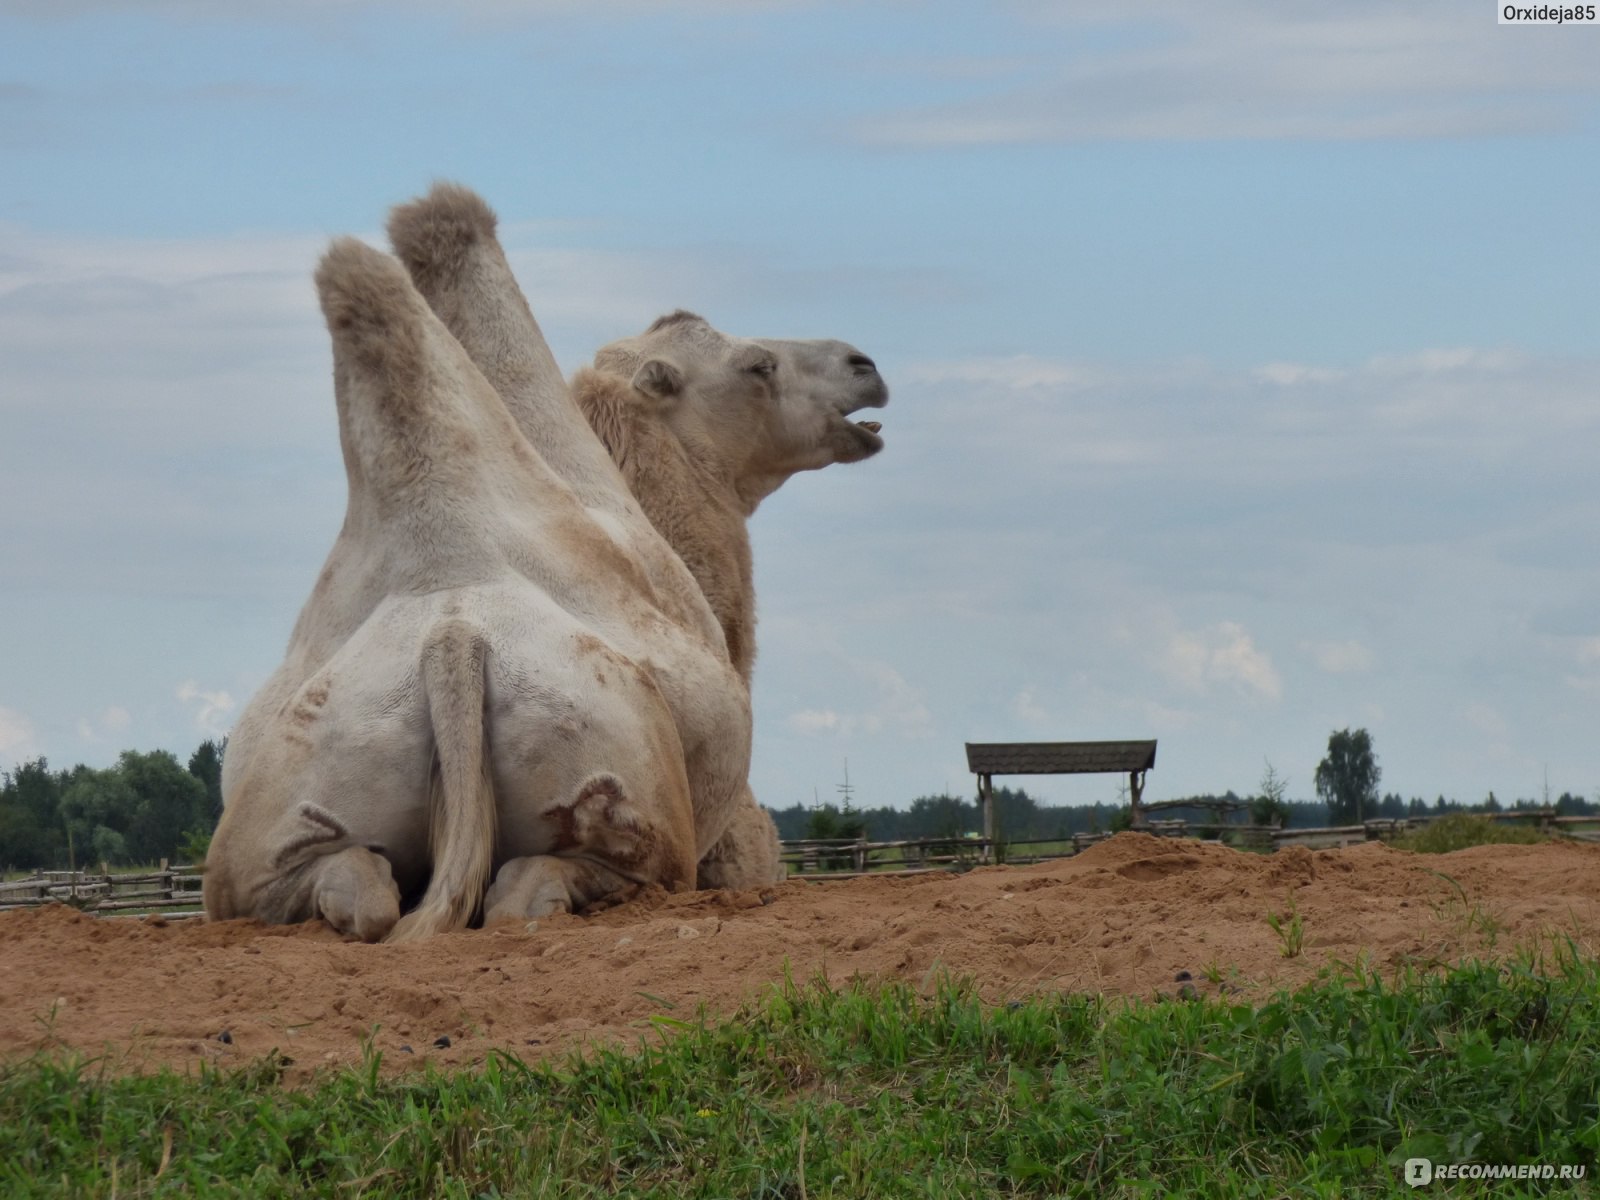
left=781, top=812, right=1600, bottom=879
left=0, top=861, right=204, bottom=916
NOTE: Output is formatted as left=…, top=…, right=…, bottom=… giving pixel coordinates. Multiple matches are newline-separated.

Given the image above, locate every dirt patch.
left=3, top=833, right=1597, bottom=1081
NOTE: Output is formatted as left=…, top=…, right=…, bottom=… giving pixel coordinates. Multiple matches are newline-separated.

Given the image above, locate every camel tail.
left=387, top=620, right=496, bottom=942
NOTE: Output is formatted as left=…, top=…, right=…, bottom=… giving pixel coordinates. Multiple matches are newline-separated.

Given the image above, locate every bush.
left=1393, top=812, right=1547, bottom=854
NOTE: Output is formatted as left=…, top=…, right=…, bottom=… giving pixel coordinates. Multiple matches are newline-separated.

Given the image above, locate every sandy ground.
left=3, top=833, right=1597, bottom=1081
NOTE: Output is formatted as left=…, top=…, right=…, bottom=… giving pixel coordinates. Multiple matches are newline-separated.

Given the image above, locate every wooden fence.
left=0, top=860, right=203, bottom=916
left=2, top=810, right=1595, bottom=912
left=783, top=810, right=1600, bottom=879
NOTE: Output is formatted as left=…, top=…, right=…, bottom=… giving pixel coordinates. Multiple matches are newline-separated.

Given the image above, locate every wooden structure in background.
left=965, top=740, right=1159, bottom=846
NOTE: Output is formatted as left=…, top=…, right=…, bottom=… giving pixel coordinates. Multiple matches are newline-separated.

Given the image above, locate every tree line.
left=0, top=741, right=223, bottom=871
left=4, top=727, right=1591, bottom=870
left=776, top=729, right=1595, bottom=845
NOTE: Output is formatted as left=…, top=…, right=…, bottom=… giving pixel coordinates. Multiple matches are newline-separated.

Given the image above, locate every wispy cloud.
left=1304, top=640, right=1375, bottom=675
left=856, top=4, right=1599, bottom=146
left=76, top=705, right=132, bottom=743
left=0, top=706, right=40, bottom=769
left=783, top=658, right=933, bottom=740
left=177, top=681, right=235, bottom=738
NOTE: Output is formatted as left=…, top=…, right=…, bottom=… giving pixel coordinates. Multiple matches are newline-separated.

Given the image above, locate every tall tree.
left=0, top=760, right=60, bottom=869
left=1314, top=728, right=1381, bottom=825
left=119, top=750, right=208, bottom=864
left=187, top=739, right=225, bottom=820
left=1251, top=760, right=1291, bottom=827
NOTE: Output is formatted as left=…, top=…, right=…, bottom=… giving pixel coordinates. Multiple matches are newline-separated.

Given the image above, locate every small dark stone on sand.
left=399, top=1045, right=414, bottom=1054
left=433, top=1035, right=451, bottom=1049
left=216, top=1030, right=232, bottom=1045
left=1174, top=970, right=1192, bottom=982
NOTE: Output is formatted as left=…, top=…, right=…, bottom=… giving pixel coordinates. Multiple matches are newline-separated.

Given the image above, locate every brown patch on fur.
left=289, top=679, right=331, bottom=730
left=545, top=802, right=580, bottom=854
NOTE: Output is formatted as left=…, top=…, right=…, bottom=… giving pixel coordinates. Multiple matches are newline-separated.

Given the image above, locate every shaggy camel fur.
left=575, top=317, right=886, bottom=684
left=205, top=214, right=751, bottom=940
left=574, top=314, right=888, bottom=886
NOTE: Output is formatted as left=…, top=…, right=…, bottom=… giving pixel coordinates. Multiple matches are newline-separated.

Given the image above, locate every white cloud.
left=782, top=660, right=933, bottom=740
left=1305, top=640, right=1374, bottom=675
left=905, top=356, right=1107, bottom=392
left=76, top=705, right=133, bottom=743
left=1162, top=622, right=1283, bottom=702
left=177, top=681, right=235, bottom=738
left=0, top=706, right=40, bottom=768
left=788, top=708, right=842, bottom=734
left=1012, top=688, right=1052, bottom=728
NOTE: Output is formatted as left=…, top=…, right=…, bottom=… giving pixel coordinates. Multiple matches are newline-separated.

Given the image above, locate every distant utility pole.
left=836, top=758, right=855, bottom=811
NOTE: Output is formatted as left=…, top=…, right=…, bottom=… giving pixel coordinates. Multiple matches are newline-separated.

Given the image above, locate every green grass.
left=1393, top=813, right=1551, bottom=854
left=3, top=952, right=1598, bottom=1198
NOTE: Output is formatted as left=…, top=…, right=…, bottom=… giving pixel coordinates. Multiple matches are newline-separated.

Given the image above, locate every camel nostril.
left=846, top=353, right=877, bottom=375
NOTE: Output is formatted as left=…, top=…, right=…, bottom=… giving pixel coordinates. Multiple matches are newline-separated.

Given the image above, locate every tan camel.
left=576, top=314, right=887, bottom=685
left=204, top=227, right=752, bottom=941
left=573, top=313, right=888, bottom=885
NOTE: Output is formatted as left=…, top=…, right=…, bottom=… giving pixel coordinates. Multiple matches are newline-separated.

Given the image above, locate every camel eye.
left=747, top=357, right=777, bottom=379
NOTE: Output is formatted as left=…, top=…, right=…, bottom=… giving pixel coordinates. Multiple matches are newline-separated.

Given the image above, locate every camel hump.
left=315, top=235, right=500, bottom=508
left=315, top=237, right=427, bottom=367
left=387, top=181, right=499, bottom=289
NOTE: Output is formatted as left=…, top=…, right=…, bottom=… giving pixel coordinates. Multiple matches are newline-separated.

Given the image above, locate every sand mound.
left=3, top=833, right=1597, bottom=1080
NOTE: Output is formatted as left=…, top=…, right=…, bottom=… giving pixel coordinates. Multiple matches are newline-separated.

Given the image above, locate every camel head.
left=590, top=310, right=888, bottom=513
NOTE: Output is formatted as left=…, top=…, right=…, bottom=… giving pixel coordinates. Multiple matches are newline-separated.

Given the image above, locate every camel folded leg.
left=484, top=769, right=697, bottom=922
left=308, top=845, right=402, bottom=942
left=696, top=784, right=785, bottom=890
left=206, top=799, right=404, bottom=942
left=482, top=855, right=644, bottom=923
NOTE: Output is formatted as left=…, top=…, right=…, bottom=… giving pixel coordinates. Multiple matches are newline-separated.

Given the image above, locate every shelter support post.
left=979, top=773, right=995, bottom=863
left=1129, top=769, right=1146, bottom=828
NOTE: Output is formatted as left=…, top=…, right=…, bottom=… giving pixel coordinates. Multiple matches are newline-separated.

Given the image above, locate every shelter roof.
left=964, top=740, right=1157, bottom=776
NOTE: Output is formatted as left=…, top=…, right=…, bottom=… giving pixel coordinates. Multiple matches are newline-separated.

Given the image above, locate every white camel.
left=205, top=222, right=751, bottom=940
left=573, top=313, right=888, bottom=885
left=389, top=185, right=886, bottom=891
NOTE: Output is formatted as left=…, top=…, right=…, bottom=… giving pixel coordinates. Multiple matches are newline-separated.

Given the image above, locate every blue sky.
left=2, top=1, right=1597, bottom=813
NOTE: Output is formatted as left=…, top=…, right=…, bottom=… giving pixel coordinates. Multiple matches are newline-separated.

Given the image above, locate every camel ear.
left=632, top=358, right=684, bottom=403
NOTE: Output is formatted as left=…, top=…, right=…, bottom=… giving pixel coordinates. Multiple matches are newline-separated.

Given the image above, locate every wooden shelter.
left=964, top=740, right=1158, bottom=840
